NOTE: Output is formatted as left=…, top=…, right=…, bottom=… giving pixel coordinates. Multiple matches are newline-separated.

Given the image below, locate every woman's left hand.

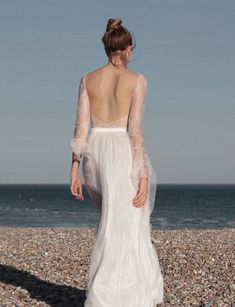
left=132, top=178, right=148, bottom=208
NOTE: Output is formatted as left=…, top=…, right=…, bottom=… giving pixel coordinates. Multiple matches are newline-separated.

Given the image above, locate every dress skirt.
left=82, top=127, right=164, bottom=307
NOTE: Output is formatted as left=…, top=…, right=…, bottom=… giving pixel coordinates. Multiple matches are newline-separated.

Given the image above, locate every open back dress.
left=70, top=70, right=164, bottom=307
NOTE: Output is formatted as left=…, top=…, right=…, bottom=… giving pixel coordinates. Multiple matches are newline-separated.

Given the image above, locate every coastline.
left=0, top=227, right=234, bottom=306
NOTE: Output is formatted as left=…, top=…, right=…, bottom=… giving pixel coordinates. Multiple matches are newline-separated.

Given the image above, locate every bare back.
left=71, top=64, right=148, bottom=164
left=85, top=67, right=139, bottom=127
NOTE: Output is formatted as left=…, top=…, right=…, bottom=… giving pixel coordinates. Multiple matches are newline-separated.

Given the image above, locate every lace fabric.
left=127, top=73, right=148, bottom=180
left=90, top=113, right=128, bottom=128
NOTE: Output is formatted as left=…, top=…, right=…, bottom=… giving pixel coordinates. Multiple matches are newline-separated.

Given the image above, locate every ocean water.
left=0, top=184, right=234, bottom=230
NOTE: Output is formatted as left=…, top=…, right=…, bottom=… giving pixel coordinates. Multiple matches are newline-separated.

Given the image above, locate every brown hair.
left=101, top=18, right=136, bottom=66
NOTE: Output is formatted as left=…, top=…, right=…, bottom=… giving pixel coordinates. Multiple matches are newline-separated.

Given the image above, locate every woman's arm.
left=70, top=153, right=80, bottom=175
left=70, top=74, right=90, bottom=163
left=70, top=74, right=90, bottom=200
left=127, top=73, right=149, bottom=207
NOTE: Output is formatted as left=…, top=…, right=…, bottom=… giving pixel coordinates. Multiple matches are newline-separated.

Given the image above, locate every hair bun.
left=106, top=18, right=122, bottom=32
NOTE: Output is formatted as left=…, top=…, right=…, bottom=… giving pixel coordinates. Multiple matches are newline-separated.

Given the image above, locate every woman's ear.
left=126, top=45, right=132, bottom=57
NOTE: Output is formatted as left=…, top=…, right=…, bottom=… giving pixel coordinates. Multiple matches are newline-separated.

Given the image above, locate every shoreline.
left=0, top=225, right=234, bottom=230
left=0, top=227, right=234, bottom=306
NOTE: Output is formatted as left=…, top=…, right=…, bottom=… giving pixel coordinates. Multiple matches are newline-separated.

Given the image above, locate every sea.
left=0, top=184, right=234, bottom=230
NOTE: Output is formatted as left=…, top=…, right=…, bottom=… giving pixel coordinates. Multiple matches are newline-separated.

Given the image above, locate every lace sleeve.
left=127, top=73, right=149, bottom=180
left=127, top=73, right=157, bottom=216
left=70, top=74, right=90, bottom=161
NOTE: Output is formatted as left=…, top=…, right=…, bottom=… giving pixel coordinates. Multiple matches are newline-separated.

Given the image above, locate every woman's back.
left=85, top=66, right=140, bottom=127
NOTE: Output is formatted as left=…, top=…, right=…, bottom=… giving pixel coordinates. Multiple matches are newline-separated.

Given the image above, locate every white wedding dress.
left=70, top=71, right=164, bottom=306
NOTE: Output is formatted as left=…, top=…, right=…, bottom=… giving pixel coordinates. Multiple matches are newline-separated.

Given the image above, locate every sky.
left=0, top=0, right=234, bottom=184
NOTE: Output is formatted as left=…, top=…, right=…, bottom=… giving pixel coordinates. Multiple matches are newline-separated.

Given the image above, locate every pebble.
left=0, top=227, right=234, bottom=306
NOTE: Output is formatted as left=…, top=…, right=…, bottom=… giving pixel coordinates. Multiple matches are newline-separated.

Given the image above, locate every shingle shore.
left=0, top=227, right=234, bottom=306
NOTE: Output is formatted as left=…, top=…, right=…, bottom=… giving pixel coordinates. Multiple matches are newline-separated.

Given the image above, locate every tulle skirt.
left=82, top=127, right=164, bottom=307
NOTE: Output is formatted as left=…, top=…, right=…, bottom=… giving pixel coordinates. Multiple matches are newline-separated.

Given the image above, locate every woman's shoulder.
left=125, top=69, right=146, bottom=78
left=80, top=69, right=101, bottom=88
left=82, top=67, right=107, bottom=85
left=128, top=69, right=147, bottom=85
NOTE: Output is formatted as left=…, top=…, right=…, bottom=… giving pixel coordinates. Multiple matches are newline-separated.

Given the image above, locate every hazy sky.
left=0, top=0, right=234, bottom=184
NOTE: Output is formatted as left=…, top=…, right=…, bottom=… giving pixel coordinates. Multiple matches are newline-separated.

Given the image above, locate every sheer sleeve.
left=70, top=73, right=91, bottom=161
left=127, top=73, right=149, bottom=180
left=127, top=73, right=157, bottom=216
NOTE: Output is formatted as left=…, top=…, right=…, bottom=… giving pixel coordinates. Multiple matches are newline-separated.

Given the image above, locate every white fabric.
left=70, top=72, right=164, bottom=306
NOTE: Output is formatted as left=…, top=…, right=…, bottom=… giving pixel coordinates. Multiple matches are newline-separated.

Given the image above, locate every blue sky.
left=0, top=0, right=234, bottom=184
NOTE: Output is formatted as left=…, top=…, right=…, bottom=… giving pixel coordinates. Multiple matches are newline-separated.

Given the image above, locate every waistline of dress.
left=91, top=127, right=127, bottom=132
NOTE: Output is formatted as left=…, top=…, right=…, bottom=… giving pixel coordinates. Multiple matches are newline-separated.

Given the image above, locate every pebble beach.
left=0, top=227, right=234, bottom=306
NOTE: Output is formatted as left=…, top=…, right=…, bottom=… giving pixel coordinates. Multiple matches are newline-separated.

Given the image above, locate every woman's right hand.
left=70, top=173, right=84, bottom=201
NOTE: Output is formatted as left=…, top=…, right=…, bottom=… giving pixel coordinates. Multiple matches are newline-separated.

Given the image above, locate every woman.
left=70, top=18, right=164, bottom=307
